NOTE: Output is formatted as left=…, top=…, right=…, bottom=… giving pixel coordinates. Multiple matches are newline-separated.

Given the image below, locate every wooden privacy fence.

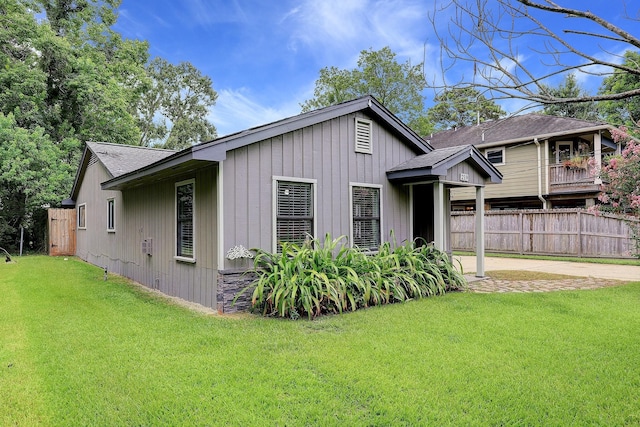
left=48, top=208, right=76, bottom=256
left=451, top=209, right=639, bottom=258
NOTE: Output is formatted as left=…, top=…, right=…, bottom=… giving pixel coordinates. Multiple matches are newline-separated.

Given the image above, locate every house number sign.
left=459, top=173, right=469, bottom=182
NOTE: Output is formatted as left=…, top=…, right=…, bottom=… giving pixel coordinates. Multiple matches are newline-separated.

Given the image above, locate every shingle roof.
left=86, top=141, right=176, bottom=177
left=387, top=145, right=473, bottom=172
left=386, top=144, right=502, bottom=184
left=428, top=113, right=611, bottom=149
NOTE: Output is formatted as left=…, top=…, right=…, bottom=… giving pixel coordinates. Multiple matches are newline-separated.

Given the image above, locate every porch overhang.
left=386, top=145, right=502, bottom=186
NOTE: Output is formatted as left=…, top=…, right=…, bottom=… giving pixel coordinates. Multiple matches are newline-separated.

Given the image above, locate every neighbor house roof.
left=100, top=95, right=433, bottom=191
left=428, top=113, right=615, bottom=149
left=386, top=145, right=502, bottom=184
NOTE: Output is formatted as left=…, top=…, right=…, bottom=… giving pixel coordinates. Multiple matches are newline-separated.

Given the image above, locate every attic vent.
left=88, top=153, right=98, bottom=166
left=355, top=118, right=372, bottom=154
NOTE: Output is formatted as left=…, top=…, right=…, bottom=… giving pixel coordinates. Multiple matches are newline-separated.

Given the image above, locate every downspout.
left=534, top=138, right=547, bottom=209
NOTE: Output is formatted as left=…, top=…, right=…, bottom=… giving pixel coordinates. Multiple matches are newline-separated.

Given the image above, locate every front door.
left=412, top=184, right=434, bottom=245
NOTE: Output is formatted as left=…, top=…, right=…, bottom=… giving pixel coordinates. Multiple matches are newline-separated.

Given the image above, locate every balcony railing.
left=549, top=164, right=600, bottom=194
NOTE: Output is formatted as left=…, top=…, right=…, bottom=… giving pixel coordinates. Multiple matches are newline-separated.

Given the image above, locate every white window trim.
left=106, top=198, right=116, bottom=232
left=175, top=178, right=196, bottom=263
left=77, top=203, right=87, bottom=230
left=349, top=182, right=383, bottom=250
left=485, top=147, right=506, bottom=166
left=272, top=176, right=317, bottom=253
left=355, top=117, right=373, bottom=154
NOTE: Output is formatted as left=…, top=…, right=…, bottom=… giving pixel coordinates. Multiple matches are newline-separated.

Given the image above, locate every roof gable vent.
left=355, top=118, right=373, bottom=154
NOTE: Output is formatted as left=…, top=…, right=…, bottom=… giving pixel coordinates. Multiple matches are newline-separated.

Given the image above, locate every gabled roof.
left=428, top=113, right=615, bottom=149
left=387, top=145, right=502, bottom=184
left=68, top=142, right=175, bottom=202
left=101, top=95, right=432, bottom=190
left=86, top=141, right=176, bottom=177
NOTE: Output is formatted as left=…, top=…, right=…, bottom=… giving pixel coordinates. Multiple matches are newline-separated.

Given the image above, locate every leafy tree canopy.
left=540, top=74, right=599, bottom=121
left=427, top=87, right=505, bottom=130
left=598, top=51, right=640, bottom=136
left=139, top=58, right=217, bottom=149
left=301, top=47, right=432, bottom=136
left=0, top=0, right=218, bottom=249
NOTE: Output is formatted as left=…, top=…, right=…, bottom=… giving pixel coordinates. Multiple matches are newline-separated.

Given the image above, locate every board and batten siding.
left=76, top=160, right=219, bottom=309
left=221, top=112, right=417, bottom=268
left=451, top=143, right=544, bottom=200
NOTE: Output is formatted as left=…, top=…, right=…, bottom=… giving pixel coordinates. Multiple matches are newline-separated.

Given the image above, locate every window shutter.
left=352, top=186, right=380, bottom=249
left=355, top=118, right=372, bottom=154
left=276, top=181, right=313, bottom=249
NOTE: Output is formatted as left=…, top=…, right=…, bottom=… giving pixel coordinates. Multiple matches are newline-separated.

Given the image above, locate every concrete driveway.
left=454, top=255, right=640, bottom=282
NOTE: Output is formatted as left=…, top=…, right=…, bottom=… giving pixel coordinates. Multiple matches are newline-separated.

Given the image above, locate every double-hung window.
left=351, top=184, right=382, bottom=250
left=175, top=179, right=195, bottom=261
left=107, top=198, right=115, bottom=232
left=274, top=178, right=315, bottom=251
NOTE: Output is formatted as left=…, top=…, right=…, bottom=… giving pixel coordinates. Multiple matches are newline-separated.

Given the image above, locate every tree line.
left=0, top=0, right=217, bottom=251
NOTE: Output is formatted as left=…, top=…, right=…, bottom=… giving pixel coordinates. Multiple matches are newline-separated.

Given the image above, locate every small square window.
left=107, top=198, right=115, bottom=232
left=486, top=147, right=505, bottom=165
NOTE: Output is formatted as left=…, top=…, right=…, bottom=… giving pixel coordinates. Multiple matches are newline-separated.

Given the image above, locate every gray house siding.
left=220, top=112, right=417, bottom=269
left=445, top=162, right=486, bottom=185
left=76, top=160, right=219, bottom=309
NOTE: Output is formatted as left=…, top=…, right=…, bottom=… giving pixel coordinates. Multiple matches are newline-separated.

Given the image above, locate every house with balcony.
left=427, top=113, right=623, bottom=210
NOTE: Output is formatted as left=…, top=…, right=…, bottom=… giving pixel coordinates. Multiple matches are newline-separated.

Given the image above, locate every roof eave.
left=473, top=124, right=615, bottom=149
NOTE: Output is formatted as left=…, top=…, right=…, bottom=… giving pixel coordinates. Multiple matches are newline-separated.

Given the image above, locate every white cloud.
left=209, top=88, right=303, bottom=137
left=282, top=0, right=430, bottom=67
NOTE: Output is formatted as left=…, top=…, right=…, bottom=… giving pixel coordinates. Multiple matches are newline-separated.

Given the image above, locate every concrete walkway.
left=454, top=255, right=640, bottom=294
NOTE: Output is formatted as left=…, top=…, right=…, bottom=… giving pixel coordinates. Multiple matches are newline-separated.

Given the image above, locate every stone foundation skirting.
left=217, top=269, right=257, bottom=314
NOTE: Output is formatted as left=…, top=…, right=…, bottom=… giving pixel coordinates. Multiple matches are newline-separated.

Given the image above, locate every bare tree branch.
left=428, top=0, right=640, bottom=105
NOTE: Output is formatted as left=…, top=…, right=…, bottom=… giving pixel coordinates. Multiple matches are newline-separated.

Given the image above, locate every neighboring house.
left=427, top=113, right=623, bottom=210
left=66, top=96, right=501, bottom=313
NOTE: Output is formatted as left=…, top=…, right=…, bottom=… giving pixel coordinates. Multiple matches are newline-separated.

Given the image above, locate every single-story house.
left=66, top=96, right=501, bottom=313
left=427, top=113, right=623, bottom=210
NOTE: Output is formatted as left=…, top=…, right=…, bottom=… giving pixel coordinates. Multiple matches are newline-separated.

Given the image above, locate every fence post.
left=519, top=212, right=524, bottom=255
left=577, top=210, right=582, bottom=258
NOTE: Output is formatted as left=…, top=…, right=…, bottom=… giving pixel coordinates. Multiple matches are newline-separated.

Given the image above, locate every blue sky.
left=114, top=0, right=634, bottom=137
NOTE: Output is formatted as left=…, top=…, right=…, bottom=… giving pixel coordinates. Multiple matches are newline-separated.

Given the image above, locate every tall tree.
left=598, top=51, right=640, bottom=135
left=427, top=1, right=640, bottom=106
left=427, top=87, right=505, bottom=130
left=301, top=47, right=432, bottom=136
left=540, top=74, right=599, bottom=120
left=0, top=113, right=76, bottom=250
left=138, top=57, right=217, bottom=149
left=0, top=0, right=48, bottom=129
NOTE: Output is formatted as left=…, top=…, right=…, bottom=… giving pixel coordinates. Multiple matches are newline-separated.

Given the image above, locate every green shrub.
left=239, top=234, right=467, bottom=319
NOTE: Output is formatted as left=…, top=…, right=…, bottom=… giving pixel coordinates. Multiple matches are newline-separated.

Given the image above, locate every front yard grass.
left=2, top=256, right=639, bottom=425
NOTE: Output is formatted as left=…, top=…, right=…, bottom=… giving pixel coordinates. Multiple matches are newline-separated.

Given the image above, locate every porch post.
left=433, top=181, right=445, bottom=250
left=594, top=131, right=602, bottom=184
left=475, top=186, right=485, bottom=277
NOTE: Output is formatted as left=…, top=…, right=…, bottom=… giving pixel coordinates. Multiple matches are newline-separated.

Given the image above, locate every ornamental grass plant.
left=242, top=234, right=466, bottom=319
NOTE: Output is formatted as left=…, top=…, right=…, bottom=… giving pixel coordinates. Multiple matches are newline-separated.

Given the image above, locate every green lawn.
left=2, top=257, right=640, bottom=426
